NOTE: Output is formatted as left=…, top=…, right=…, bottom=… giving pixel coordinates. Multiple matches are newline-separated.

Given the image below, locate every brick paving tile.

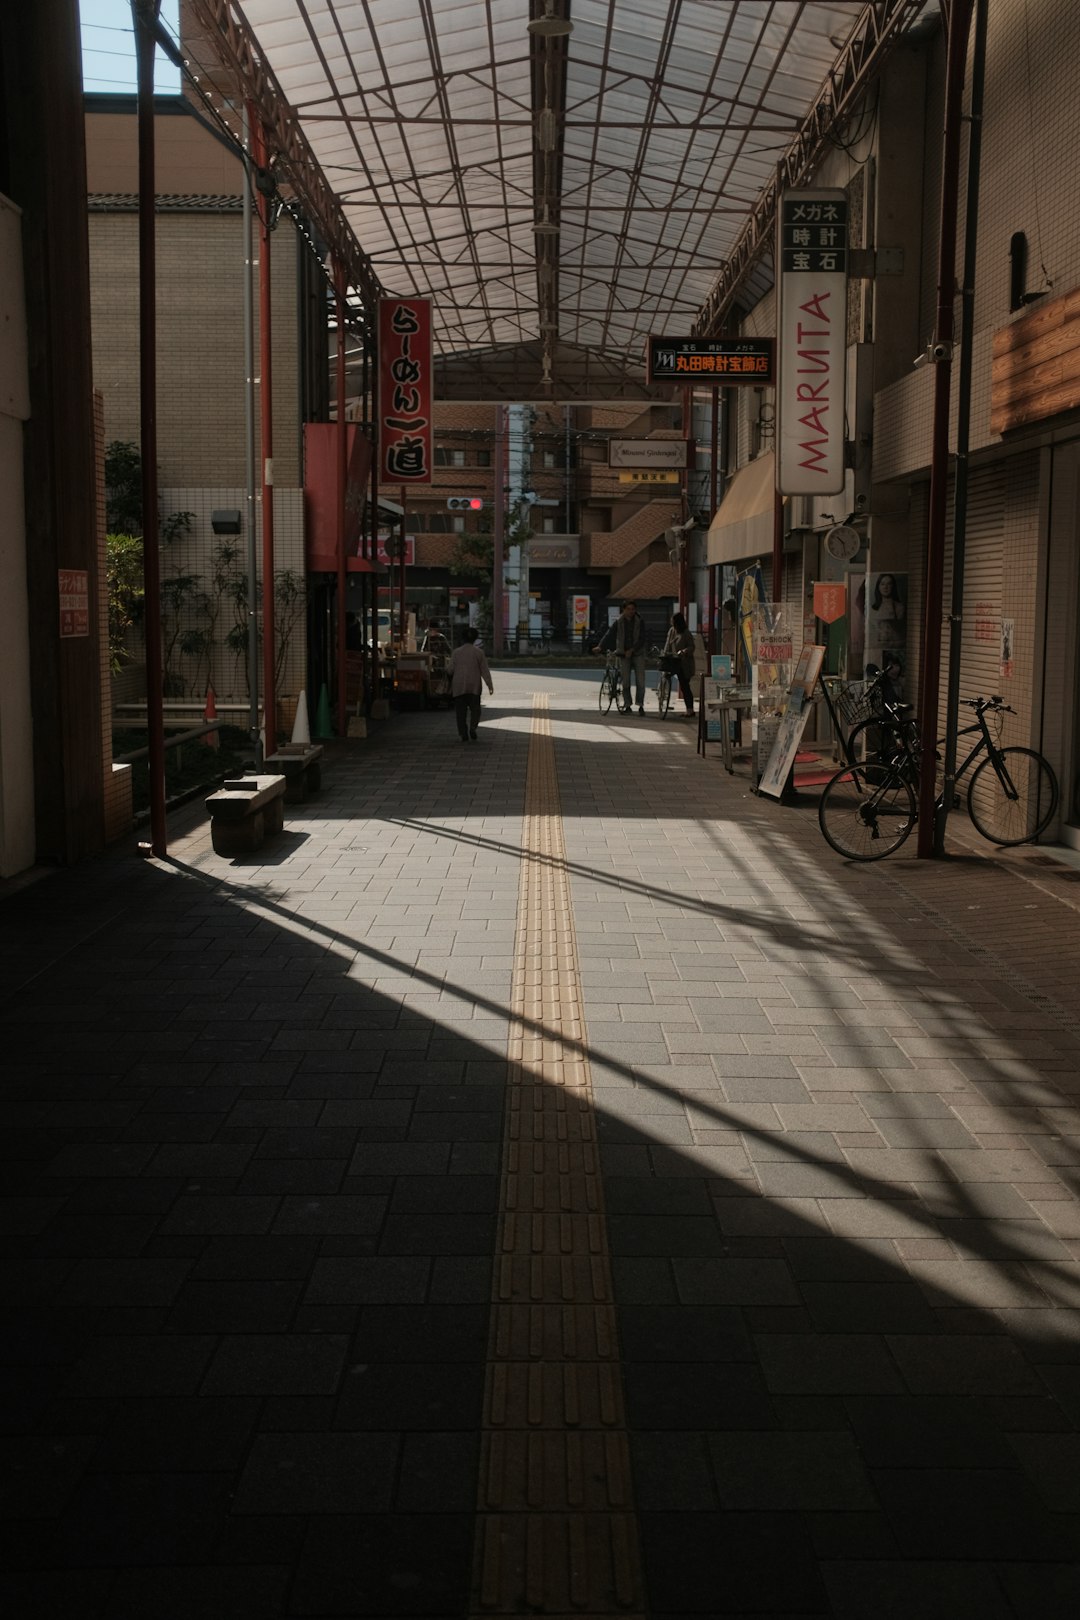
left=4, top=670, right=1080, bottom=1614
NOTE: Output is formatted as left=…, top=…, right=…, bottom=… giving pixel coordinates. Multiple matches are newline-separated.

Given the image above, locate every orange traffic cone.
left=202, top=684, right=220, bottom=749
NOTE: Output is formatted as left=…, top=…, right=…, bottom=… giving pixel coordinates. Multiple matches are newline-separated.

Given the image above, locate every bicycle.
left=596, top=650, right=625, bottom=714
left=652, top=645, right=675, bottom=716
left=818, top=681, right=1058, bottom=860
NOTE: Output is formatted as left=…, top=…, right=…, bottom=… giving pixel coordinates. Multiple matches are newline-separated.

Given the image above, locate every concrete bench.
left=205, top=773, right=286, bottom=856
left=263, top=744, right=324, bottom=804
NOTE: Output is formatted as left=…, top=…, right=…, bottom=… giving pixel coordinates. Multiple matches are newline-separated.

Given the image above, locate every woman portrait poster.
left=867, top=572, right=907, bottom=649
left=866, top=571, right=908, bottom=697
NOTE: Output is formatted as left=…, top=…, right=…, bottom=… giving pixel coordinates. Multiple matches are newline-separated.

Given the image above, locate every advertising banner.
left=378, top=297, right=433, bottom=484
left=776, top=188, right=848, bottom=495
left=303, top=422, right=373, bottom=571
left=813, top=581, right=847, bottom=624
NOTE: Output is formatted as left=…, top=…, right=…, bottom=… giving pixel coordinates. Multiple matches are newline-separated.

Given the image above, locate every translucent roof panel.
left=234, top=1, right=883, bottom=367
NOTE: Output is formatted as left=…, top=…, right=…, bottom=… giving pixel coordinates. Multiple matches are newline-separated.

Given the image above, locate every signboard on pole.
left=378, top=297, right=433, bottom=483
left=375, top=530, right=416, bottom=568
left=609, top=438, right=689, bottom=469
left=776, top=189, right=848, bottom=495
left=646, top=335, right=774, bottom=386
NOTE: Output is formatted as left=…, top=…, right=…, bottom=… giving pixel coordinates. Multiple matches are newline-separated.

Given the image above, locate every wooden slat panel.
left=992, top=286, right=1080, bottom=434
left=992, top=285, right=1080, bottom=357
left=992, top=373, right=1080, bottom=435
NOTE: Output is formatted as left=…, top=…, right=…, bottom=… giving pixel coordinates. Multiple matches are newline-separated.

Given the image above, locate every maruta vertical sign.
left=776, top=188, right=848, bottom=495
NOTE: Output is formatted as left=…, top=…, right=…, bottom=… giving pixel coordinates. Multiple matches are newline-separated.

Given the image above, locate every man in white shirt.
left=448, top=627, right=494, bottom=742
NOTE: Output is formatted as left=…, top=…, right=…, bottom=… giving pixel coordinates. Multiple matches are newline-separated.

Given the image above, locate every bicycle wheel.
left=818, top=764, right=917, bottom=860
left=846, top=719, right=918, bottom=782
left=598, top=670, right=615, bottom=713
left=967, top=747, right=1058, bottom=845
left=657, top=672, right=672, bottom=716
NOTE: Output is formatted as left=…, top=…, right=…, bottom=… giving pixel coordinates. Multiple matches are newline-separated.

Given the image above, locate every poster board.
left=706, top=655, right=733, bottom=740
left=750, top=602, right=792, bottom=786
left=758, top=644, right=827, bottom=799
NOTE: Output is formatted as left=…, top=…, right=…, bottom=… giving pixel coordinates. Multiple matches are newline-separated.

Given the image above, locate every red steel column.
left=492, top=405, right=506, bottom=653
left=252, top=111, right=276, bottom=751
left=135, top=1, right=166, bottom=856
left=916, top=0, right=975, bottom=857
left=398, top=483, right=407, bottom=646
left=334, top=259, right=348, bottom=734
left=681, top=386, right=692, bottom=613
left=708, top=387, right=720, bottom=653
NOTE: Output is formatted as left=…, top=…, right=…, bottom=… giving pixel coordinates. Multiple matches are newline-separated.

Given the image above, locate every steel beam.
left=694, top=0, right=926, bottom=333
left=187, top=0, right=381, bottom=311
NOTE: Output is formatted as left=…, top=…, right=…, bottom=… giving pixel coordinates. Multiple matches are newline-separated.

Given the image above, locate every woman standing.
left=662, top=611, right=696, bottom=715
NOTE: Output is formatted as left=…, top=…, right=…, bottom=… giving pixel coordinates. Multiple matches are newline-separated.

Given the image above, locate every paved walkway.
left=2, top=668, right=1079, bottom=1617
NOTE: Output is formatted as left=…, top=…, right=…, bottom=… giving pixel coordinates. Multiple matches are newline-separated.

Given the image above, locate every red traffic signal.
left=447, top=497, right=484, bottom=511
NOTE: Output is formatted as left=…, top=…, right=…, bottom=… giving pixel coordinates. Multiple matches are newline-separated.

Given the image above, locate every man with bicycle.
left=592, top=600, right=646, bottom=714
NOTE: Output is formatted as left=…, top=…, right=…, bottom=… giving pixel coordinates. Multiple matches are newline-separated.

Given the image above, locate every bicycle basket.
left=833, top=680, right=884, bottom=728
left=658, top=653, right=682, bottom=674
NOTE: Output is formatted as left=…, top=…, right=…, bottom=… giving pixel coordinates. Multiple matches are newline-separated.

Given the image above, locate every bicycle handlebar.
left=961, top=695, right=1015, bottom=714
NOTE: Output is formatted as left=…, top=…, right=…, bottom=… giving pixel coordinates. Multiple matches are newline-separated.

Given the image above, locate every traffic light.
left=446, top=497, right=484, bottom=511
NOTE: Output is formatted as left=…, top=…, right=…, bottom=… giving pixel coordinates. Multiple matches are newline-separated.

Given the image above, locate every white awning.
left=707, top=454, right=777, bottom=566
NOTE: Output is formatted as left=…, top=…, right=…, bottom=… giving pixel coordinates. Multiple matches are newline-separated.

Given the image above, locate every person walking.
left=593, top=600, right=646, bottom=714
left=662, top=611, right=696, bottom=716
left=448, top=626, right=493, bottom=742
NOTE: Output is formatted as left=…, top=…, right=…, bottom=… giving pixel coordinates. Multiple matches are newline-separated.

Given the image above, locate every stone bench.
left=263, top=744, right=324, bottom=804
left=205, top=773, right=286, bottom=856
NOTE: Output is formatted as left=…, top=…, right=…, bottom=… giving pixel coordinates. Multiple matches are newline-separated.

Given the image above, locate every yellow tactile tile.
left=470, top=697, right=643, bottom=1616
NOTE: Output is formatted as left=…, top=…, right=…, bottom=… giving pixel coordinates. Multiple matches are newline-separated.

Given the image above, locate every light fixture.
left=533, top=206, right=559, bottom=236
left=528, top=2, right=573, bottom=39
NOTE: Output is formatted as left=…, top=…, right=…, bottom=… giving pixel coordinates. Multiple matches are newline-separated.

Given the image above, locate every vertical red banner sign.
left=378, top=297, right=433, bottom=484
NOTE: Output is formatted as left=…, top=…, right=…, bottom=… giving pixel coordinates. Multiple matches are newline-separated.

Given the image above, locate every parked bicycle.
left=818, top=673, right=1058, bottom=860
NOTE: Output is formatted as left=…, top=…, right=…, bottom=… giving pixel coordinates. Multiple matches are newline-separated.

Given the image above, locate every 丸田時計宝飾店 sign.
left=646, top=336, right=774, bottom=386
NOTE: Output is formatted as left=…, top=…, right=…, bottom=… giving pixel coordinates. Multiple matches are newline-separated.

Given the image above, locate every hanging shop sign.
left=813, top=582, right=847, bottom=624
left=609, top=438, right=689, bottom=469
left=378, top=297, right=433, bottom=483
left=646, top=335, right=774, bottom=386
left=776, top=188, right=848, bottom=495
left=58, top=569, right=89, bottom=637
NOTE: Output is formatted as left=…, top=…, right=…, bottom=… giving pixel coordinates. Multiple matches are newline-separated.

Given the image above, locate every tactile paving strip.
left=470, top=697, right=644, bottom=1617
